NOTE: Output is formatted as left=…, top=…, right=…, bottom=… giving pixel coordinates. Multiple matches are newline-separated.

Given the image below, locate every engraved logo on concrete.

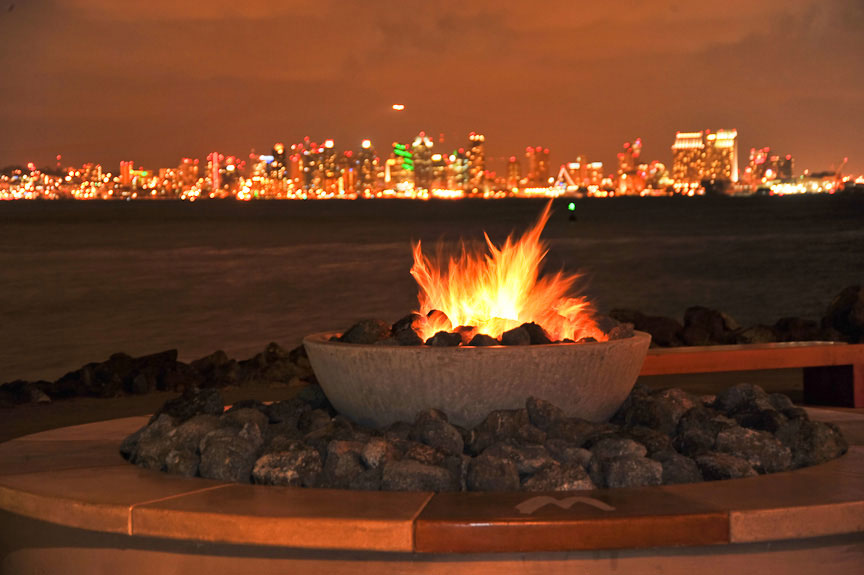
left=515, top=495, right=616, bottom=515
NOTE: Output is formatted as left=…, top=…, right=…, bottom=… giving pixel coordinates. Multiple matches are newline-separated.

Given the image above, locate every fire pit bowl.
left=303, top=331, right=651, bottom=428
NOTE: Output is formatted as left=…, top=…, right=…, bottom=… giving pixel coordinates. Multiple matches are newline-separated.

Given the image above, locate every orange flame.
left=410, top=202, right=605, bottom=343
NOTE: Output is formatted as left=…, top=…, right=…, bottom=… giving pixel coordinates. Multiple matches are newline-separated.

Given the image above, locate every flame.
left=410, top=202, right=605, bottom=343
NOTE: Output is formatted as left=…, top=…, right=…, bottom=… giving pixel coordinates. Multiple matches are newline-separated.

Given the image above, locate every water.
left=1, top=196, right=862, bottom=382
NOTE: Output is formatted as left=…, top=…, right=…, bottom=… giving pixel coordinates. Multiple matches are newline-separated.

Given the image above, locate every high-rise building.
left=119, top=161, right=133, bottom=187
left=412, top=132, right=435, bottom=190
left=357, top=139, right=377, bottom=191
left=506, top=156, right=522, bottom=189
left=671, top=131, right=705, bottom=185
left=617, top=139, right=643, bottom=194
left=178, top=158, right=199, bottom=186
left=526, top=146, right=550, bottom=186
left=466, top=132, right=486, bottom=192
left=704, top=129, right=738, bottom=182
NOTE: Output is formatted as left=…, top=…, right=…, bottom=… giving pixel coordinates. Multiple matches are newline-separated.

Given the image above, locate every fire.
left=410, top=202, right=605, bottom=343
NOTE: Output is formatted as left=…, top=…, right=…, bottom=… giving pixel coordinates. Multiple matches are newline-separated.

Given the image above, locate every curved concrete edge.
left=0, top=414, right=862, bottom=553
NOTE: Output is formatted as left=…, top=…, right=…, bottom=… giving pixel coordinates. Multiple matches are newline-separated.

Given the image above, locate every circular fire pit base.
left=303, top=331, right=652, bottom=428
left=1, top=412, right=863, bottom=573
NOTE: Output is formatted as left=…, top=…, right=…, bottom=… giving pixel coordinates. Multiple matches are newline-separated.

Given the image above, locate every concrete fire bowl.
left=303, top=331, right=651, bottom=428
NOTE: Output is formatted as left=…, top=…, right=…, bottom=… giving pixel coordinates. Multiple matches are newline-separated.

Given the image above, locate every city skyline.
left=0, top=1, right=862, bottom=174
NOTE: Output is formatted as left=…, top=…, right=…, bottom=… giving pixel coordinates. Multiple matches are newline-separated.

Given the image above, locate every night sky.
left=1, top=0, right=862, bottom=175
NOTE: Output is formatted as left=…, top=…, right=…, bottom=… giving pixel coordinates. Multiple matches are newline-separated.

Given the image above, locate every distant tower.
left=207, top=152, right=221, bottom=190
left=466, top=132, right=486, bottom=192
left=704, top=129, right=738, bottom=182
left=506, top=156, right=522, bottom=189
left=671, top=132, right=705, bottom=186
left=119, top=161, right=133, bottom=187
left=412, top=132, right=435, bottom=190
left=357, top=139, right=377, bottom=191
left=526, top=146, right=550, bottom=186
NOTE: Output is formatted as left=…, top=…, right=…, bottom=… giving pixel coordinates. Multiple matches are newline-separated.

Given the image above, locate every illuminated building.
left=207, top=153, right=221, bottom=191
left=412, top=132, right=435, bottom=190
left=430, top=153, right=449, bottom=189
left=357, top=140, right=377, bottom=191
left=449, top=148, right=469, bottom=190
left=269, top=143, right=287, bottom=179
left=119, top=161, right=134, bottom=187
left=617, top=139, right=643, bottom=195
left=526, top=146, right=550, bottom=187
left=178, top=157, right=199, bottom=186
left=704, top=129, right=738, bottom=182
left=466, top=132, right=486, bottom=192
left=387, top=142, right=414, bottom=189
left=744, top=147, right=793, bottom=187
left=671, top=131, right=705, bottom=185
left=506, top=156, right=522, bottom=189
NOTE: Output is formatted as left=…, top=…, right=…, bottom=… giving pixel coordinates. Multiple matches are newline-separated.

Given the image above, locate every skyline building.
left=526, top=146, right=550, bottom=187
left=412, top=132, right=435, bottom=190
left=671, top=129, right=739, bottom=186
left=466, top=132, right=486, bottom=192
left=506, top=156, right=521, bottom=189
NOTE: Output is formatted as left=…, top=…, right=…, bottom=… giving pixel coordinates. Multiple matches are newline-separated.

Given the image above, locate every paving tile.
left=655, top=448, right=864, bottom=543
left=0, top=465, right=227, bottom=534
left=15, top=417, right=149, bottom=442
left=0, top=438, right=124, bottom=476
left=133, top=484, right=433, bottom=552
left=414, top=488, right=729, bottom=553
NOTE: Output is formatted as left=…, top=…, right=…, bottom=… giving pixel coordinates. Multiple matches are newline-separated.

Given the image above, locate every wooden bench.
left=639, top=341, right=864, bottom=408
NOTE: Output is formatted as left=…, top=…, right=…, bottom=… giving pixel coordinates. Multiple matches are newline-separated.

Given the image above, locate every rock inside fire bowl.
left=303, top=331, right=652, bottom=428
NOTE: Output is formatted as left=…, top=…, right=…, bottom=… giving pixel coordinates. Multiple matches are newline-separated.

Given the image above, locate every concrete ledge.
left=0, top=410, right=863, bottom=554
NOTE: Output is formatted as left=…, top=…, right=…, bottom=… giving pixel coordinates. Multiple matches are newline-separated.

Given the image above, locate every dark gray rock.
left=252, top=444, right=322, bottom=487
left=673, top=407, right=736, bottom=456
left=467, top=334, right=499, bottom=346
left=150, top=386, right=224, bottom=424
left=519, top=322, right=552, bottom=345
left=546, top=417, right=615, bottom=446
left=652, top=450, right=703, bottom=485
left=715, top=427, right=792, bottom=473
left=617, top=394, right=685, bottom=435
left=425, top=331, right=463, bottom=347
left=339, top=319, right=391, bottom=344
left=603, top=456, right=663, bottom=488
left=164, top=448, right=199, bottom=477
left=695, top=452, right=758, bottom=480
left=265, top=398, right=310, bottom=425
left=545, top=439, right=593, bottom=468
left=295, top=384, right=332, bottom=411
left=129, top=413, right=177, bottom=469
left=381, top=459, right=456, bottom=492
left=467, top=453, right=520, bottom=491
left=821, top=285, right=864, bottom=343
left=198, top=423, right=263, bottom=482
left=773, top=317, right=820, bottom=342
left=735, top=325, right=777, bottom=344
left=769, top=393, right=795, bottom=412
left=713, top=383, right=774, bottom=416
left=401, top=441, right=448, bottom=467
left=221, top=407, right=269, bottom=434
left=321, top=440, right=366, bottom=488
left=361, top=437, right=400, bottom=469
left=683, top=306, right=732, bottom=344
left=501, top=326, right=531, bottom=346
left=410, top=416, right=464, bottom=456
left=733, top=409, right=787, bottom=433
left=590, top=436, right=648, bottom=460
left=482, top=442, right=556, bottom=476
left=776, top=419, right=848, bottom=468
left=526, top=396, right=565, bottom=431
left=298, top=409, right=333, bottom=433
left=623, top=426, right=673, bottom=455
left=522, top=463, right=595, bottom=492
left=384, top=421, right=414, bottom=441
left=165, top=414, right=221, bottom=451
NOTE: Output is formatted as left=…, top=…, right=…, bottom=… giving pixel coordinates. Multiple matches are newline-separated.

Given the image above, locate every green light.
left=568, top=202, right=576, bottom=211
left=394, top=149, right=412, bottom=159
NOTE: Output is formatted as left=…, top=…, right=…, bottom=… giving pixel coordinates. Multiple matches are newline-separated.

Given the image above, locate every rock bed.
left=120, top=382, right=848, bottom=492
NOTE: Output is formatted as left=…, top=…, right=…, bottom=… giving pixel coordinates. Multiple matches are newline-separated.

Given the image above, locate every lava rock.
left=467, top=333, right=499, bottom=346
left=733, top=408, right=787, bottom=433
left=425, top=331, right=463, bottom=347
left=546, top=417, right=616, bottom=446
left=126, top=413, right=177, bottom=469
left=295, top=384, right=332, bottom=412
left=339, top=319, right=391, bottom=344
left=163, top=448, right=199, bottom=477
left=522, top=463, right=595, bottom=492
left=321, top=440, right=366, bottom=488
left=715, top=426, right=792, bottom=473
left=361, top=437, right=400, bottom=469
left=735, top=325, right=777, bottom=344
left=519, top=322, right=552, bottom=345
left=652, top=450, right=703, bottom=485
left=198, top=423, right=263, bottom=482
left=501, top=326, right=531, bottom=346
left=695, top=452, right=758, bottom=480
left=622, top=426, right=673, bottom=455
left=713, top=383, right=775, bottom=416
left=222, top=407, right=270, bottom=434
left=401, top=441, right=448, bottom=467
left=191, top=350, right=240, bottom=388
left=683, top=306, right=733, bottom=344
left=617, top=393, right=686, bottom=435
left=482, top=442, right=556, bottom=476
left=773, top=317, right=821, bottom=342
left=150, top=386, right=224, bottom=424
left=252, top=444, right=322, bottom=487
left=410, top=414, right=464, bottom=456
left=545, top=439, right=593, bottom=468
left=821, top=285, right=864, bottom=343
left=298, top=409, right=333, bottom=433
left=266, top=398, right=310, bottom=425
left=381, top=459, right=456, bottom=492
left=526, top=396, right=566, bottom=431
left=467, top=453, right=520, bottom=491
left=776, top=418, right=848, bottom=468
left=673, top=407, right=736, bottom=456
left=590, top=436, right=648, bottom=460
left=426, top=310, right=452, bottom=332
left=602, top=455, right=663, bottom=488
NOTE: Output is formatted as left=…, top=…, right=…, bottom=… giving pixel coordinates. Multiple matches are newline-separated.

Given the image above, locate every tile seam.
left=127, top=483, right=233, bottom=535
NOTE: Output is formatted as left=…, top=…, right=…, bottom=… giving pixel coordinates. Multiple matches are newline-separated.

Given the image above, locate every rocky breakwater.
left=121, top=382, right=847, bottom=492
left=610, top=284, right=864, bottom=347
left=0, top=343, right=314, bottom=408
